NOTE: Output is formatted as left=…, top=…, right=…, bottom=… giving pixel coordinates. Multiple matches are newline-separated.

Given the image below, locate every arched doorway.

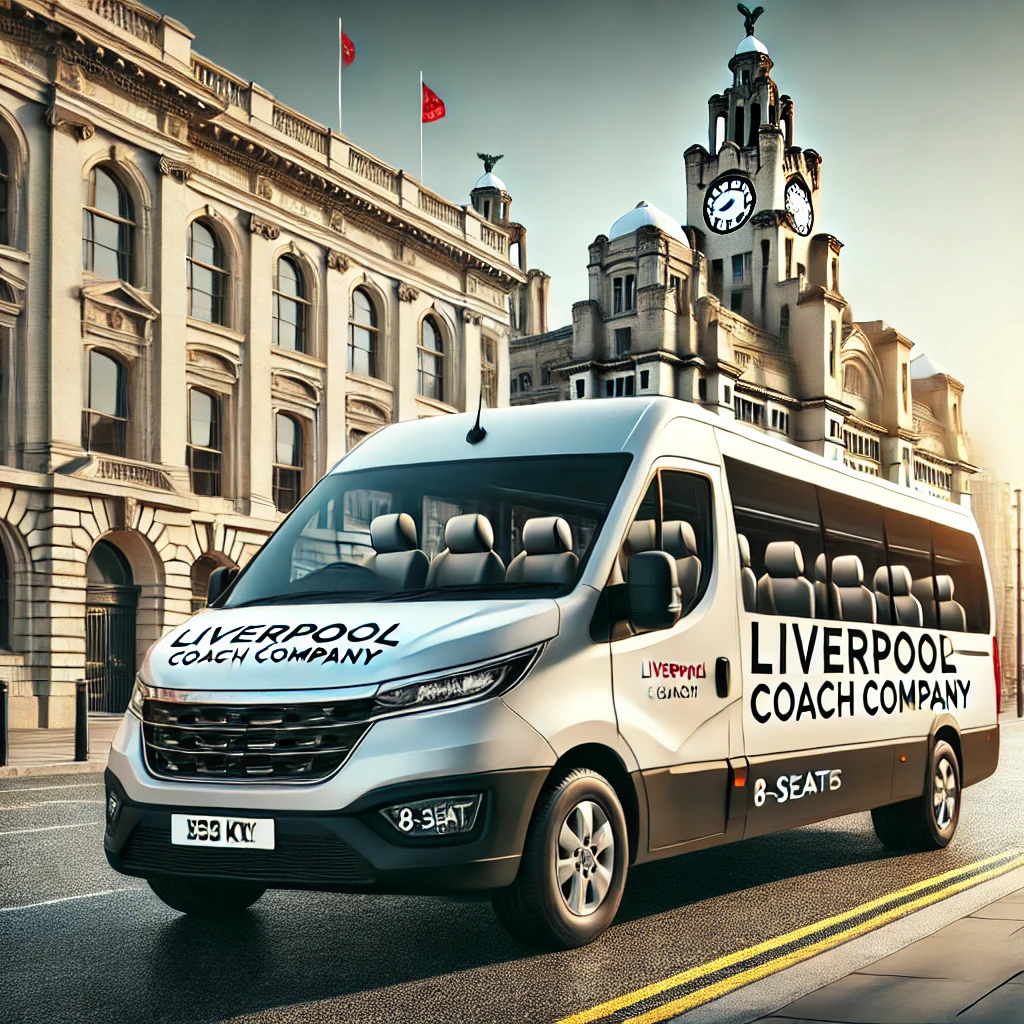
left=86, top=540, right=140, bottom=713
left=190, top=553, right=234, bottom=614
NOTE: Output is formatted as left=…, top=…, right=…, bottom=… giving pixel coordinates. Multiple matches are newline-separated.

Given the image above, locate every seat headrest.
left=814, top=552, right=827, bottom=583
left=832, top=554, right=865, bottom=588
left=522, top=516, right=573, bottom=555
left=935, top=574, right=954, bottom=601
left=445, top=513, right=495, bottom=554
left=624, top=520, right=656, bottom=557
left=663, top=520, right=698, bottom=559
left=876, top=564, right=912, bottom=596
left=737, top=533, right=751, bottom=568
left=765, top=540, right=803, bottom=578
left=370, top=513, right=418, bottom=554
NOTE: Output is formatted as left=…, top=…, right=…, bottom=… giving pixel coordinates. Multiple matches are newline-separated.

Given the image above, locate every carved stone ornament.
left=57, top=59, right=83, bottom=92
left=164, top=114, right=188, bottom=140
left=108, top=309, right=124, bottom=330
left=44, top=103, right=94, bottom=141
left=158, top=156, right=193, bottom=184
left=329, top=210, right=345, bottom=233
left=249, top=213, right=281, bottom=240
left=462, top=309, right=482, bottom=325
left=396, top=283, right=419, bottom=303
left=327, top=249, right=350, bottom=273
left=256, top=176, right=274, bottom=200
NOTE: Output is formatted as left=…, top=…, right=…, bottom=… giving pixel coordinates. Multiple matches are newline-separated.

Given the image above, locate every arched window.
left=83, top=166, right=134, bottom=281
left=843, top=364, right=864, bottom=397
left=187, top=388, right=222, bottom=496
left=519, top=372, right=532, bottom=392
left=480, top=336, right=497, bottom=408
left=273, top=255, right=310, bottom=352
left=273, top=412, right=303, bottom=513
left=187, top=220, right=227, bottom=324
left=0, top=138, right=8, bottom=247
left=348, top=287, right=378, bottom=377
left=190, top=554, right=226, bottom=614
left=82, top=350, right=127, bottom=457
left=417, top=316, right=444, bottom=401
left=0, top=538, right=10, bottom=650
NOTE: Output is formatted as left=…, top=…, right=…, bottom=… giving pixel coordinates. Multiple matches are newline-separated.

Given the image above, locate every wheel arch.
left=930, top=714, right=962, bottom=777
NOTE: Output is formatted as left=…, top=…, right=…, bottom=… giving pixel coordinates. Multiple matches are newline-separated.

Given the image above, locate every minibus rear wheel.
left=148, top=878, right=266, bottom=917
left=870, top=739, right=961, bottom=852
left=491, top=767, right=628, bottom=949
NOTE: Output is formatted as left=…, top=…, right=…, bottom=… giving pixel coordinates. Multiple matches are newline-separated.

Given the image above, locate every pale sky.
left=158, top=0, right=1024, bottom=484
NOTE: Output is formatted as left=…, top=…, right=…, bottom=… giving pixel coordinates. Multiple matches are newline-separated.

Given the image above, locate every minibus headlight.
left=128, top=676, right=151, bottom=720
left=374, top=646, right=542, bottom=714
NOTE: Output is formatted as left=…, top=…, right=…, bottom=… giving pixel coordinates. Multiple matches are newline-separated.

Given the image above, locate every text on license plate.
left=170, top=814, right=275, bottom=849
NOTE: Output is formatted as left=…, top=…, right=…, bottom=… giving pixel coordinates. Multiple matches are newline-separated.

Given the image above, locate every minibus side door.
left=609, top=460, right=742, bottom=852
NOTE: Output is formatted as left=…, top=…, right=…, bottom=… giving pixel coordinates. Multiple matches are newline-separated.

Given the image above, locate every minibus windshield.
left=225, top=453, right=632, bottom=606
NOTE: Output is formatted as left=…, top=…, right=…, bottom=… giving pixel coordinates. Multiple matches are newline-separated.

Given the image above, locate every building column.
left=395, top=289, right=420, bottom=420
left=323, top=259, right=350, bottom=466
left=245, top=231, right=276, bottom=517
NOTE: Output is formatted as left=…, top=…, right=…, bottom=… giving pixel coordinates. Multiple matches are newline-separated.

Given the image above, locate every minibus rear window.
left=224, top=453, right=632, bottom=606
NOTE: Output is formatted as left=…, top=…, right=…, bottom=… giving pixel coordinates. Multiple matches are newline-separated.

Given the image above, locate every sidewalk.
left=1, top=714, right=120, bottom=776
left=756, top=887, right=1024, bottom=1023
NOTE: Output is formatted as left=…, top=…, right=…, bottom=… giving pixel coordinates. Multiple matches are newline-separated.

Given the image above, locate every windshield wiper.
left=229, top=589, right=383, bottom=608
left=388, top=582, right=557, bottom=602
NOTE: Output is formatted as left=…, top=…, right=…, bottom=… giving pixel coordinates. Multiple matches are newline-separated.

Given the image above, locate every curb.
left=0, top=760, right=106, bottom=779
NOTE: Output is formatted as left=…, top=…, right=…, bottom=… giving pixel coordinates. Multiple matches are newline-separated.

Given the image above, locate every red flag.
left=422, top=82, right=446, bottom=123
left=341, top=30, right=355, bottom=66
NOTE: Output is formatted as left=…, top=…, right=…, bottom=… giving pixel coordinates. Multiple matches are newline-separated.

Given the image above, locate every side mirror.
left=627, top=551, right=681, bottom=631
left=206, top=566, right=239, bottom=607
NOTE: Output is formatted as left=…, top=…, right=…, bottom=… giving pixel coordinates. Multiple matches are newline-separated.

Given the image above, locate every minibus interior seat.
left=813, top=553, right=839, bottom=620
left=505, top=516, right=579, bottom=586
left=663, top=520, right=702, bottom=609
left=873, top=565, right=923, bottom=627
left=831, top=554, right=877, bottom=623
left=911, top=577, right=940, bottom=628
left=425, top=513, right=505, bottom=588
left=737, top=533, right=757, bottom=612
left=369, top=513, right=429, bottom=591
left=936, top=574, right=967, bottom=631
left=757, top=540, right=815, bottom=617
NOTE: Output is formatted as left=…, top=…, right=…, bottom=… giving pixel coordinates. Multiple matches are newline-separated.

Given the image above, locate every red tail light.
left=993, top=635, right=1001, bottom=719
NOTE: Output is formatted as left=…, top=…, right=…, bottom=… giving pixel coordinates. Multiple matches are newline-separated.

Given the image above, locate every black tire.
left=148, top=878, right=266, bottom=918
left=871, top=739, right=961, bottom=852
left=492, top=767, right=628, bottom=949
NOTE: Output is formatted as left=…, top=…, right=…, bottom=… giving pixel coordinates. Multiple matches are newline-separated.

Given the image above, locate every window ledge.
left=415, top=394, right=457, bottom=415
left=186, top=317, right=246, bottom=345
left=272, top=345, right=327, bottom=370
left=345, top=372, right=394, bottom=392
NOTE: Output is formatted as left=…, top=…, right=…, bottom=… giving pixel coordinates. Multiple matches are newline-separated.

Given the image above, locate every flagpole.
left=419, top=70, right=423, bottom=182
left=338, top=18, right=343, bottom=134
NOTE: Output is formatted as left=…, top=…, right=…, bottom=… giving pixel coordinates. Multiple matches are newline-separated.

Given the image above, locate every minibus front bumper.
left=103, top=765, right=549, bottom=894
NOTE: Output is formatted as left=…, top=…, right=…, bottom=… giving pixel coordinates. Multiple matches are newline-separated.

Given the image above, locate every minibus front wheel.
left=491, top=767, right=628, bottom=949
left=871, top=739, right=961, bottom=852
left=148, top=878, right=266, bottom=918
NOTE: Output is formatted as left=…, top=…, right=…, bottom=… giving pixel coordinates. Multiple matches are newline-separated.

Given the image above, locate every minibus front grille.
left=141, top=699, right=374, bottom=782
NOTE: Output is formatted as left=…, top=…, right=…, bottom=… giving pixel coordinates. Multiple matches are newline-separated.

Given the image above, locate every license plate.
left=170, top=814, right=275, bottom=850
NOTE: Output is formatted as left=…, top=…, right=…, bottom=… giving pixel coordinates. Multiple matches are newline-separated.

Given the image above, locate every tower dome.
left=474, top=170, right=506, bottom=192
left=608, top=201, right=689, bottom=245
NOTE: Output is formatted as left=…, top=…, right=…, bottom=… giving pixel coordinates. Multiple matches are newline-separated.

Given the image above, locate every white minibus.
left=104, top=398, right=1000, bottom=948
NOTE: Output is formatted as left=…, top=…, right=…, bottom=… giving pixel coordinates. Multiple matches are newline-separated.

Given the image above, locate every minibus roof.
left=333, top=396, right=975, bottom=524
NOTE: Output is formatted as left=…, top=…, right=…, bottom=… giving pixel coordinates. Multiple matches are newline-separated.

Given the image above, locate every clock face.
left=785, top=178, right=814, bottom=236
left=703, top=175, right=756, bottom=234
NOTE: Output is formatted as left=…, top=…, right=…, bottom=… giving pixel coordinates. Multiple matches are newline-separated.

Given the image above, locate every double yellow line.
left=558, top=849, right=1024, bottom=1024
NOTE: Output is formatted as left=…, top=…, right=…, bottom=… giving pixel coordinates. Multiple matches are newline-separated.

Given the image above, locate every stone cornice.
left=44, top=101, right=94, bottom=140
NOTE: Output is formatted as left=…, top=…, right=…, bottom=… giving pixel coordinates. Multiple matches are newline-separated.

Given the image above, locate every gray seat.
left=911, top=575, right=967, bottom=631
left=832, top=554, right=876, bottom=623
left=425, top=513, right=505, bottom=588
left=737, top=533, right=757, bottom=613
left=874, top=565, right=923, bottom=627
left=813, top=552, right=839, bottom=620
left=369, top=513, right=429, bottom=591
left=663, top=520, right=702, bottom=611
left=505, top=516, right=579, bottom=587
left=757, top=541, right=815, bottom=618
left=617, top=519, right=656, bottom=583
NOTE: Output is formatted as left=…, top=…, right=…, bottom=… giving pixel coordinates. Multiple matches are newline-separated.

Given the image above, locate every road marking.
left=0, top=889, right=134, bottom=914
left=558, top=849, right=1024, bottom=1024
left=0, top=783, right=102, bottom=793
left=0, top=821, right=102, bottom=836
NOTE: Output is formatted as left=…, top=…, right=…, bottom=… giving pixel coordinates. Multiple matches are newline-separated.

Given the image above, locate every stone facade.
left=511, top=27, right=976, bottom=506
left=0, top=0, right=523, bottom=726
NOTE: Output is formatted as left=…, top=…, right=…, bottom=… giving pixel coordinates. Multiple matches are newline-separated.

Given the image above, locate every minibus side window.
left=724, top=458, right=823, bottom=619
left=881, top=509, right=934, bottom=628
left=661, top=471, right=713, bottom=615
left=931, top=524, right=988, bottom=633
left=818, top=487, right=886, bottom=624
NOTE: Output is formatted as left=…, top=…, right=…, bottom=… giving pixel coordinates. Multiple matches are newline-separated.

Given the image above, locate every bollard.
left=0, top=680, right=7, bottom=768
left=74, top=680, right=88, bottom=762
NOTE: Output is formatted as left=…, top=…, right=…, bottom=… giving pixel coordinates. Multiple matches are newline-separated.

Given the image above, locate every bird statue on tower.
left=477, top=153, right=504, bottom=175
left=737, top=4, right=764, bottom=36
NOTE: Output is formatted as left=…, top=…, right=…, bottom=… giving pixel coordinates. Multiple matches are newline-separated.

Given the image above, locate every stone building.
left=511, top=18, right=976, bottom=506
left=0, top=0, right=523, bottom=726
